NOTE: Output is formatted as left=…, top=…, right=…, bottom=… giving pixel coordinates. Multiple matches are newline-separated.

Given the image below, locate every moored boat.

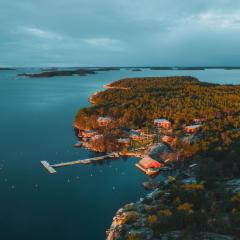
left=74, top=141, right=82, bottom=147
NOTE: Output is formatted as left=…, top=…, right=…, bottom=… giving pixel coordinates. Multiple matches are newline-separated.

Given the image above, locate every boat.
left=143, top=181, right=159, bottom=190
left=146, top=168, right=160, bottom=176
left=74, top=141, right=82, bottom=147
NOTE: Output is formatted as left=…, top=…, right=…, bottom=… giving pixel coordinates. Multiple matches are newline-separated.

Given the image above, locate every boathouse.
left=139, top=156, right=163, bottom=169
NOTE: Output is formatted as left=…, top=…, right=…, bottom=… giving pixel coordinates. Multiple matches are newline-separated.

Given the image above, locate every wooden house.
left=184, top=124, right=202, bottom=134
left=154, top=118, right=171, bottom=129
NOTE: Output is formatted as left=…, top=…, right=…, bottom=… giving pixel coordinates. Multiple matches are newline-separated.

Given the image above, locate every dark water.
left=0, top=68, right=240, bottom=240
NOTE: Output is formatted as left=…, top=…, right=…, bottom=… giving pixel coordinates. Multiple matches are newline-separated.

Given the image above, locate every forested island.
left=74, top=76, right=240, bottom=240
left=0, top=67, right=16, bottom=70
left=17, top=67, right=120, bottom=78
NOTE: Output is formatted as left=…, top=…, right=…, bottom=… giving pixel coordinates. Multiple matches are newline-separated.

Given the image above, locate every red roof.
left=139, top=156, right=163, bottom=169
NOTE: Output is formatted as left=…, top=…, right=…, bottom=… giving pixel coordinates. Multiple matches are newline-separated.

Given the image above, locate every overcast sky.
left=1, top=0, right=240, bottom=67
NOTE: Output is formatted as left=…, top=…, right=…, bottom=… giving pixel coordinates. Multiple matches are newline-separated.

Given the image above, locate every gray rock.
left=225, top=179, right=240, bottom=193
left=126, top=227, right=154, bottom=240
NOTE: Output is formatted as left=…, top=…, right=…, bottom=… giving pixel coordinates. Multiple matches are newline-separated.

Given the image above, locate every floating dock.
left=40, top=161, right=57, bottom=174
left=41, top=152, right=119, bottom=174
left=135, top=163, right=147, bottom=173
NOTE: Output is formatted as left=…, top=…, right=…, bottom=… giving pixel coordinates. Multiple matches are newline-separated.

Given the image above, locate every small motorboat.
left=74, top=141, right=82, bottom=148
left=143, top=181, right=158, bottom=190
left=146, top=168, right=160, bottom=177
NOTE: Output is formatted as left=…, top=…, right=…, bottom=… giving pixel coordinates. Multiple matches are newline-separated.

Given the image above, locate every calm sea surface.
left=0, top=68, right=240, bottom=240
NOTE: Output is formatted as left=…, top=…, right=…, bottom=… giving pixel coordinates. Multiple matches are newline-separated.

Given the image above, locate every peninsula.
left=74, top=76, right=240, bottom=240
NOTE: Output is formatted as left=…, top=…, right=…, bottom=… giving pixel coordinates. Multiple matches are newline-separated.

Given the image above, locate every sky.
left=1, top=0, right=240, bottom=67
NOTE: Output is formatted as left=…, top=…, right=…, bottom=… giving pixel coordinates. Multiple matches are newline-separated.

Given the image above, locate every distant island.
left=17, top=67, right=120, bottom=78
left=15, top=67, right=240, bottom=78
left=150, top=67, right=205, bottom=70
left=0, top=67, right=16, bottom=70
left=74, top=76, right=240, bottom=240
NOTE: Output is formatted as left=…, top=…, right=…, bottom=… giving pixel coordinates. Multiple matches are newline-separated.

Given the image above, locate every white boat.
left=74, top=141, right=82, bottom=147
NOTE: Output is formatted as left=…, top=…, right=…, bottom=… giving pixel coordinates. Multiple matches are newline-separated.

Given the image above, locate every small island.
left=74, top=76, right=240, bottom=240
left=0, top=67, right=16, bottom=70
left=17, top=67, right=120, bottom=78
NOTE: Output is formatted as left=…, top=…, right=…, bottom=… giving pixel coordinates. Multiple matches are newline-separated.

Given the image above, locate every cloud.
left=1, top=0, right=240, bottom=66
left=83, top=37, right=125, bottom=51
left=186, top=11, right=240, bottom=29
left=18, top=26, right=62, bottom=40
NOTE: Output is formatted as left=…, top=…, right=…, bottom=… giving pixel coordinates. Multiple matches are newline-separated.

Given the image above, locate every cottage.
left=117, top=138, right=131, bottom=145
left=139, top=156, right=163, bottom=169
left=193, top=118, right=206, bottom=124
left=184, top=124, right=202, bottom=134
left=154, top=118, right=171, bottom=129
left=97, top=116, right=112, bottom=127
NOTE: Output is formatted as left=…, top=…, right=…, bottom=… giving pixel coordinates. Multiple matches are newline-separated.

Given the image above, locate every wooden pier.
left=135, top=163, right=147, bottom=174
left=41, top=152, right=119, bottom=174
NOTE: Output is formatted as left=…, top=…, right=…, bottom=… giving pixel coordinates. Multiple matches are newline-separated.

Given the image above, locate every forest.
left=75, top=76, right=240, bottom=167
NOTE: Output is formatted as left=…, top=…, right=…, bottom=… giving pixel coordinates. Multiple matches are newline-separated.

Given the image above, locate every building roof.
left=185, top=124, right=202, bottom=129
left=154, top=118, right=170, bottom=123
left=118, top=138, right=130, bottom=143
left=139, top=156, right=162, bottom=169
left=97, top=116, right=112, bottom=122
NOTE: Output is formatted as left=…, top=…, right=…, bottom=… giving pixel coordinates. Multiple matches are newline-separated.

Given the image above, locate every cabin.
left=193, top=118, right=206, bottom=124
left=117, top=138, right=131, bottom=145
left=139, top=156, right=163, bottom=169
left=82, top=130, right=98, bottom=138
left=154, top=118, right=171, bottom=129
left=97, top=116, right=112, bottom=127
left=184, top=124, right=202, bottom=134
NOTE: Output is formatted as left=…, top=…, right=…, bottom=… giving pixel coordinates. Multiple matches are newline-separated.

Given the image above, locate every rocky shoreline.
left=106, top=177, right=240, bottom=240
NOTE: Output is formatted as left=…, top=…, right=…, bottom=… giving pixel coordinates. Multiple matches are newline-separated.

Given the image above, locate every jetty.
left=41, top=152, right=119, bottom=174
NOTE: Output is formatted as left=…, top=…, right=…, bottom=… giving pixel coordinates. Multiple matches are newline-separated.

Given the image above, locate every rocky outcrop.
left=106, top=180, right=239, bottom=240
left=225, top=179, right=240, bottom=194
left=160, top=231, right=234, bottom=240
left=106, top=189, right=163, bottom=240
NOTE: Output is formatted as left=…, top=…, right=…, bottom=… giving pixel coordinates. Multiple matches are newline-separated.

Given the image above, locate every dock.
left=135, top=163, right=147, bottom=173
left=40, top=161, right=57, bottom=174
left=41, top=152, right=119, bottom=174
